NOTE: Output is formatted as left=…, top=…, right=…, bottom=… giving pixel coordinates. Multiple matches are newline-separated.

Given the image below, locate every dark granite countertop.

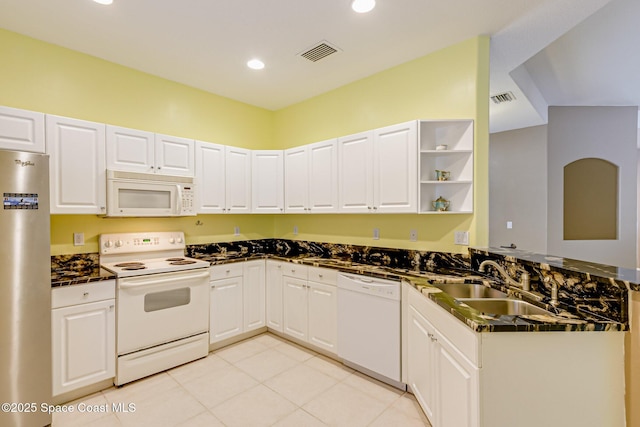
left=473, top=247, right=640, bottom=291
left=51, top=267, right=115, bottom=288
left=265, top=255, right=625, bottom=332
left=51, top=250, right=625, bottom=332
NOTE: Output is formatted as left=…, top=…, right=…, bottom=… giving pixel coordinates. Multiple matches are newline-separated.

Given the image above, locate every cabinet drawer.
left=52, top=280, right=116, bottom=309
left=308, top=266, right=337, bottom=286
left=281, top=263, right=308, bottom=280
left=210, top=263, right=244, bottom=281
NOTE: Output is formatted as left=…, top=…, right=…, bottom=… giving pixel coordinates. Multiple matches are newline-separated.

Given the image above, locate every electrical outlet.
left=454, top=231, right=469, bottom=245
left=293, top=225, right=298, bottom=235
left=234, top=226, right=240, bottom=236
left=73, top=232, right=84, bottom=246
left=373, top=228, right=380, bottom=240
left=507, top=221, right=513, bottom=229
left=410, top=229, right=418, bottom=242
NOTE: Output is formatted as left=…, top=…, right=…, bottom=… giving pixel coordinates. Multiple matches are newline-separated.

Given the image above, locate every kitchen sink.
left=457, top=298, right=554, bottom=316
left=429, top=282, right=508, bottom=299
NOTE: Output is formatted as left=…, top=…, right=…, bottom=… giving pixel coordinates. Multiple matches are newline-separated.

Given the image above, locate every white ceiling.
left=0, top=0, right=636, bottom=133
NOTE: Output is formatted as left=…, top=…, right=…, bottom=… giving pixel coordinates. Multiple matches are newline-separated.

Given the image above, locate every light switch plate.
left=73, top=232, right=84, bottom=246
left=507, top=221, right=513, bottom=229
left=454, top=231, right=469, bottom=245
left=373, top=228, right=380, bottom=240
left=293, top=225, right=298, bottom=235
left=234, top=226, right=240, bottom=236
left=410, top=229, right=418, bottom=241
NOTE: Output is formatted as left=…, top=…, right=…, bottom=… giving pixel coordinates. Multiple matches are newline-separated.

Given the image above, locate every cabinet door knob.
left=83, top=292, right=89, bottom=297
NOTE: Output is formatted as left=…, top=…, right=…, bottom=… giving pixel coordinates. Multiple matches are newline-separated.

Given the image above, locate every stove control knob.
left=115, top=240, right=124, bottom=248
left=169, top=237, right=175, bottom=244
left=176, top=236, right=183, bottom=243
left=104, top=240, right=114, bottom=248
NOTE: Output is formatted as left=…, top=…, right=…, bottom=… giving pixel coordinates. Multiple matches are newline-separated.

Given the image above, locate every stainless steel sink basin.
left=429, top=283, right=507, bottom=299
left=458, top=298, right=553, bottom=316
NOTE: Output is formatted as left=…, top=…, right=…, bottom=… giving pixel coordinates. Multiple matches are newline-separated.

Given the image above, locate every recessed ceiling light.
left=93, top=0, right=113, bottom=4
left=351, top=0, right=376, bottom=13
left=247, top=59, right=265, bottom=70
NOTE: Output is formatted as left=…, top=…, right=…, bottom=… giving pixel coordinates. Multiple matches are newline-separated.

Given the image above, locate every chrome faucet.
left=545, top=277, right=560, bottom=306
left=478, top=260, right=531, bottom=291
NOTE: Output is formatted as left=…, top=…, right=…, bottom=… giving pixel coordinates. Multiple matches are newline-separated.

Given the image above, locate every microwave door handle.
left=175, top=185, right=182, bottom=215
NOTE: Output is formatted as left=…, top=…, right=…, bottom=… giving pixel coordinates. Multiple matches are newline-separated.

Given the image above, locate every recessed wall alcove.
left=563, top=157, right=618, bottom=240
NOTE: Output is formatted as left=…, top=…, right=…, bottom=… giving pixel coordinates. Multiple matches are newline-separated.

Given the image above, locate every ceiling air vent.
left=299, top=41, right=341, bottom=62
left=491, top=91, right=516, bottom=104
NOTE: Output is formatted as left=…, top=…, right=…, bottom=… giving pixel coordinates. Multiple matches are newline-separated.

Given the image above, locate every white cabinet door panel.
left=154, top=134, right=195, bottom=176
left=252, top=150, right=284, bottom=213
left=407, top=303, right=437, bottom=423
left=308, top=139, right=338, bottom=212
left=266, top=261, right=284, bottom=332
left=195, top=141, right=226, bottom=213
left=47, top=115, right=106, bottom=214
left=225, top=146, right=252, bottom=213
left=437, top=335, right=479, bottom=427
left=282, top=277, right=308, bottom=341
left=284, top=146, right=308, bottom=213
left=338, top=131, right=373, bottom=212
left=106, top=125, right=154, bottom=173
left=209, top=277, right=243, bottom=343
left=0, top=106, right=45, bottom=153
left=52, top=299, right=115, bottom=396
left=243, top=260, right=266, bottom=331
left=374, top=121, right=417, bottom=213
left=307, top=281, right=337, bottom=353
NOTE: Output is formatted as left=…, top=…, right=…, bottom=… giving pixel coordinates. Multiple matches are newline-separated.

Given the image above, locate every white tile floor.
left=52, top=333, right=431, bottom=427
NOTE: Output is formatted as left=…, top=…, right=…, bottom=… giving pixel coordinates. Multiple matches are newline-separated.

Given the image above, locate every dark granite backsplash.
left=186, top=238, right=472, bottom=273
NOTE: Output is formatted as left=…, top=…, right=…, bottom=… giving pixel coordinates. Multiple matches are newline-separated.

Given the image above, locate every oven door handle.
left=119, top=271, right=210, bottom=290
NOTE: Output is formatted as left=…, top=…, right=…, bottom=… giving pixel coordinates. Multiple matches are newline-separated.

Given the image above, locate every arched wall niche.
left=563, top=157, right=618, bottom=240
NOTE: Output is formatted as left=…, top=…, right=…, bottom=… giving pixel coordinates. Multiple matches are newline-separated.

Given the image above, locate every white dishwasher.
left=337, top=273, right=405, bottom=390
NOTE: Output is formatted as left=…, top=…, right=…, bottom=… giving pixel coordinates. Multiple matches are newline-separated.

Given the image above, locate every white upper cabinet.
left=47, top=115, right=106, bottom=214
left=338, top=130, right=374, bottom=213
left=252, top=150, right=284, bottom=213
left=105, top=126, right=154, bottom=173
left=106, top=126, right=195, bottom=176
left=195, top=142, right=251, bottom=213
left=418, top=120, right=474, bottom=214
left=284, top=145, right=309, bottom=213
left=154, top=133, right=195, bottom=176
left=373, top=121, right=418, bottom=213
left=338, top=121, right=417, bottom=213
left=195, top=141, right=226, bottom=213
left=225, top=146, right=252, bottom=213
left=284, top=139, right=338, bottom=213
left=0, top=106, right=45, bottom=153
left=307, top=139, right=338, bottom=213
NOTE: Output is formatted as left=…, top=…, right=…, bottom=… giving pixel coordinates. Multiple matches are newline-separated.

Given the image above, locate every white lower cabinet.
left=266, top=260, right=285, bottom=332
left=406, top=284, right=478, bottom=427
left=209, top=260, right=265, bottom=344
left=282, top=265, right=337, bottom=354
left=51, top=281, right=116, bottom=397
left=403, top=282, right=625, bottom=427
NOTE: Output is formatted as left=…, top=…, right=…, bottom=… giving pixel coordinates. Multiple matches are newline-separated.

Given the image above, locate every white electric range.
left=100, top=231, right=210, bottom=386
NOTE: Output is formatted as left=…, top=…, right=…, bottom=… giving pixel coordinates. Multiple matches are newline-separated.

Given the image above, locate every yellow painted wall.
left=0, top=29, right=276, bottom=255
left=0, top=29, right=489, bottom=255
left=273, top=37, right=490, bottom=252
left=0, top=29, right=273, bottom=148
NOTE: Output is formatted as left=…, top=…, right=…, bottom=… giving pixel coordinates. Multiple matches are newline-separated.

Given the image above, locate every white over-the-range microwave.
left=105, top=169, right=196, bottom=217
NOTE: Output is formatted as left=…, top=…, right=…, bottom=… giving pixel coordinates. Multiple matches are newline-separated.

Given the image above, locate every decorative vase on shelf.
left=432, top=196, right=450, bottom=212
left=435, top=170, right=450, bottom=181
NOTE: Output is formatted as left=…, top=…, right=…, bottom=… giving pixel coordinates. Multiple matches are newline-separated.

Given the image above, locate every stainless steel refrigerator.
left=0, top=150, right=52, bottom=427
